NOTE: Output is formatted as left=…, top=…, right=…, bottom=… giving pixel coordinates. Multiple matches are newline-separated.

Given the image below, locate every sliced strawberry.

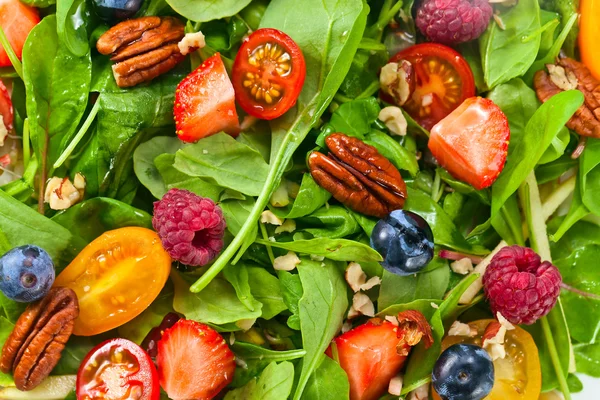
left=157, top=319, right=235, bottom=400
left=326, top=314, right=432, bottom=400
left=0, top=80, right=12, bottom=130
left=174, top=53, right=240, bottom=143
left=428, top=96, right=510, bottom=190
left=0, top=0, right=40, bottom=67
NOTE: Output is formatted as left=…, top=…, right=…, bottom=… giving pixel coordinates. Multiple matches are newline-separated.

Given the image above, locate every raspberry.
left=483, top=246, right=562, bottom=325
left=152, top=189, right=226, bottom=267
left=416, top=0, right=493, bottom=45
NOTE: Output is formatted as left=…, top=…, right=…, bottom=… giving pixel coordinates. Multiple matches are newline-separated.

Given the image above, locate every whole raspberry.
left=483, top=246, right=562, bottom=325
left=416, top=0, right=493, bottom=45
left=153, top=189, right=226, bottom=267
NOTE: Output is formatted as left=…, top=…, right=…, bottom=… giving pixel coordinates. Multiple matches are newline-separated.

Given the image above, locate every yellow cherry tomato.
left=432, top=319, right=541, bottom=400
left=55, top=227, right=171, bottom=336
left=580, top=0, right=600, bottom=80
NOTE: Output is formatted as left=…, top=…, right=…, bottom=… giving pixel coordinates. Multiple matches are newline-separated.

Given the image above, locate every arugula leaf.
left=191, top=0, right=368, bottom=292
left=479, top=0, right=541, bottom=88
left=378, top=265, right=450, bottom=311
left=303, top=356, right=350, bottom=400
left=256, top=238, right=382, bottom=262
left=225, top=361, right=295, bottom=400
left=173, top=133, right=270, bottom=197
left=294, top=258, right=348, bottom=399
left=164, top=0, right=252, bottom=22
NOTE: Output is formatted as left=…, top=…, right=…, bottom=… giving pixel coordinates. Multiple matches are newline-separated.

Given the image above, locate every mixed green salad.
left=0, top=0, right=599, bottom=398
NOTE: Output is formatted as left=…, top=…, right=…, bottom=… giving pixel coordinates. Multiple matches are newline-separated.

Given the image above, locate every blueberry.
left=92, top=0, right=144, bottom=23
left=369, top=210, right=434, bottom=275
left=432, top=344, right=495, bottom=400
left=0, top=245, right=55, bottom=302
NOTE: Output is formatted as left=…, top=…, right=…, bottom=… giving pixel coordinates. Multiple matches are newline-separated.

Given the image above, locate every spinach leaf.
left=221, top=197, right=258, bottom=256
left=274, top=174, right=331, bottom=219
left=174, top=133, right=270, bottom=196
left=247, top=267, right=287, bottom=319
left=256, top=238, right=382, bottom=262
left=278, top=270, right=303, bottom=330
left=164, top=0, right=252, bottom=22
left=0, top=317, right=15, bottom=385
left=490, top=90, right=584, bottom=218
left=0, top=189, right=85, bottom=269
left=172, top=271, right=262, bottom=326
left=230, top=342, right=305, bottom=388
left=20, top=0, right=55, bottom=7
left=539, top=0, right=579, bottom=57
left=225, top=361, right=295, bottom=400
left=133, top=136, right=185, bottom=198
left=297, top=205, right=361, bottom=239
left=479, top=0, right=541, bottom=88
left=57, top=0, right=96, bottom=57
left=190, top=0, right=368, bottom=292
left=549, top=218, right=600, bottom=261
left=52, top=198, right=152, bottom=243
left=550, top=174, right=589, bottom=242
left=536, top=154, right=577, bottom=184
left=574, top=342, right=600, bottom=377
left=22, top=15, right=91, bottom=190
left=223, top=263, right=258, bottom=312
left=378, top=265, right=450, bottom=311
left=155, top=154, right=223, bottom=201
left=338, top=49, right=387, bottom=99
left=294, top=258, right=348, bottom=399
left=377, top=298, right=441, bottom=321
left=1, top=293, right=26, bottom=323
left=303, top=356, right=350, bottom=400
left=328, top=97, right=380, bottom=140
left=238, top=131, right=271, bottom=163
left=457, top=42, right=487, bottom=92
left=579, top=138, right=600, bottom=216
left=364, top=129, right=419, bottom=177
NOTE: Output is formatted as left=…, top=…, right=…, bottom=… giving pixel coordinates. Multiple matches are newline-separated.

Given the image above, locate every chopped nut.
left=0, top=115, right=8, bottom=146
left=430, top=302, right=439, bottom=309
left=274, top=219, right=296, bottom=234
left=448, top=321, right=477, bottom=337
left=178, top=31, right=206, bottom=55
left=270, top=182, right=290, bottom=208
left=260, top=210, right=284, bottom=225
left=348, top=293, right=375, bottom=319
left=385, top=315, right=399, bottom=325
left=379, top=106, right=408, bottom=136
left=344, top=262, right=382, bottom=292
left=482, top=321, right=507, bottom=361
left=388, top=374, right=404, bottom=396
left=450, top=258, right=474, bottom=275
left=73, top=173, right=86, bottom=198
left=496, top=312, right=515, bottom=331
left=407, top=383, right=429, bottom=400
left=235, top=318, right=256, bottom=332
left=310, top=254, right=325, bottom=261
left=273, top=251, right=301, bottom=271
left=493, top=13, right=506, bottom=30
left=547, top=64, right=578, bottom=91
left=229, top=332, right=236, bottom=346
left=341, top=320, right=353, bottom=333
left=44, top=177, right=82, bottom=210
left=380, top=60, right=415, bottom=106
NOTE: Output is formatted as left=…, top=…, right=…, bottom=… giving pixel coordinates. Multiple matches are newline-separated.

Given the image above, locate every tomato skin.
left=580, top=0, right=600, bottom=80
left=232, top=28, right=306, bottom=120
left=0, top=0, right=40, bottom=67
left=77, top=338, right=160, bottom=400
left=0, top=80, right=13, bottom=130
left=54, top=227, right=171, bottom=336
left=387, top=43, right=475, bottom=130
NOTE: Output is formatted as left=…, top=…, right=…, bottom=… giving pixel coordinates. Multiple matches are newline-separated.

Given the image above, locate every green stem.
left=356, top=80, right=380, bottom=99
left=333, top=92, right=353, bottom=104
left=357, top=40, right=388, bottom=51
left=522, top=19, right=559, bottom=43
left=259, top=223, right=275, bottom=264
left=53, top=101, right=100, bottom=169
left=22, top=119, right=30, bottom=170
left=541, top=316, right=572, bottom=400
left=0, top=26, right=23, bottom=80
left=366, top=0, right=403, bottom=39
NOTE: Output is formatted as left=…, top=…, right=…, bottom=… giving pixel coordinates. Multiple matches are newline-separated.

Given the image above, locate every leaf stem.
left=0, top=25, right=23, bottom=80
left=22, top=119, right=30, bottom=170
left=560, top=282, right=600, bottom=300
left=356, top=80, right=381, bottom=100
left=366, top=0, right=403, bottom=39
left=541, top=316, right=572, bottom=400
left=259, top=222, right=275, bottom=264
left=53, top=101, right=100, bottom=169
left=37, top=131, right=49, bottom=214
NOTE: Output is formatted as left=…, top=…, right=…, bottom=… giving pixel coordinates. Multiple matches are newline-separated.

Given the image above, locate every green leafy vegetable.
left=255, top=237, right=382, bottom=262
left=133, top=136, right=185, bottom=199
left=297, top=205, right=361, bottom=239
left=328, top=97, right=380, bottom=139
left=278, top=270, right=303, bottom=330
left=303, top=356, right=350, bottom=400
left=378, top=265, right=450, bottom=311
left=164, top=0, right=252, bottom=22
left=274, top=174, right=331, bottom=219
left=225, top=361, right=295, bottom=400
left=57, top=0, right=96, bottom=57
left=364, top=129, right=419, bottom=176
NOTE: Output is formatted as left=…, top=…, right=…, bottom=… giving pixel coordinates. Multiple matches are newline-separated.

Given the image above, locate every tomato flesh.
left=232, top=28, right=306, bottom=120
left=54, top=227, right=171, bottom=336
left=77, top=338, right=159, bottom=400
left=388, top=43, right=475, bottom=130
left=0, top=0, right=40, bottom=67
left=0, top=80, right=13, bottom=130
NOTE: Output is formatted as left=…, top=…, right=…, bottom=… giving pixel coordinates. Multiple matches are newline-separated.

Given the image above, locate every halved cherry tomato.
left=54, top=227, right=171, bottom=336
left=432, top=319, right=541, bottom=400
left=77, top=338, right=159, bottom=400
left=0, top=0, right=40, bottom=67
left=232, top=28, right=306, bottom=120
left=0, top=80, right=13, bottom=130
left=388, top=43, right=475, bottom=130
left=580, top=0, right=600, bottom=80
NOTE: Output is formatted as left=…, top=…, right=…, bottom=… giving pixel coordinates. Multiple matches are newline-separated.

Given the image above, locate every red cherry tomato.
left=232, top=28, right=306, bottom=120
left=0, top=0, right=40, bottom=67
left=0, top=80, right=13, bottom=130
left=388, top=43, right=475, bottom=130
left=76, top=338, right=159, bottom=400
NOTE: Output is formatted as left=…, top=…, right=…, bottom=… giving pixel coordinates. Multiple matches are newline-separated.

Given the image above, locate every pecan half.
left=96, top=16, right=185, bottom=88
left=396, top=310, right=433, bottom=356
left=308, top=133, right=407, bottom=218
left=534, top=57, right=600, bottom=138
left=0, top=287, right=79, bottom=391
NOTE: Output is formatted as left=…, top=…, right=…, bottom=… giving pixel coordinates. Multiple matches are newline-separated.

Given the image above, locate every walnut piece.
left=380, top=60, right=415, bottom=106
left=448, top=321, right=477, bottom=337
left=344, top=262, right=381, bottom=292
left=450, top=258, right=474, bottom=275
left=178, top=31, right=206, bottom=55
left=260, top=210, right=284, bottom=225
left=534, top=57, right=600, bottom=138
left=348, top=292, right=375, bottom=318
left=379, top=106, right=408, bottom=136
left=0, top=287, right=79, bottom=391
left=273, top=251, right=301, bottom=271
left=96, top=16, right=185, bottom=88
left=44, top=174, right=85, bottom=210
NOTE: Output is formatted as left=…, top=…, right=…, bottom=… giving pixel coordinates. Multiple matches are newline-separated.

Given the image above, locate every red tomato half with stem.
left=77, top=338, right=159, bottom=400
left=388, top=43, right=475, bottom=130
left=232, top=28, right=306, bottom=120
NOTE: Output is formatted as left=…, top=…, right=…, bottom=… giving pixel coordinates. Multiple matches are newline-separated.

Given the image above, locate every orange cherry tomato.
left=580, top=0, right=600, bottom=80
left=77, top=338, right=159, bottom=400
left=55, top=227, right=171, bottom=336
left=232, top=28, right=306, bottom=120
left=388, top=43, right=476, bottom=130
left=432, top=319, right=541, bottom=400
